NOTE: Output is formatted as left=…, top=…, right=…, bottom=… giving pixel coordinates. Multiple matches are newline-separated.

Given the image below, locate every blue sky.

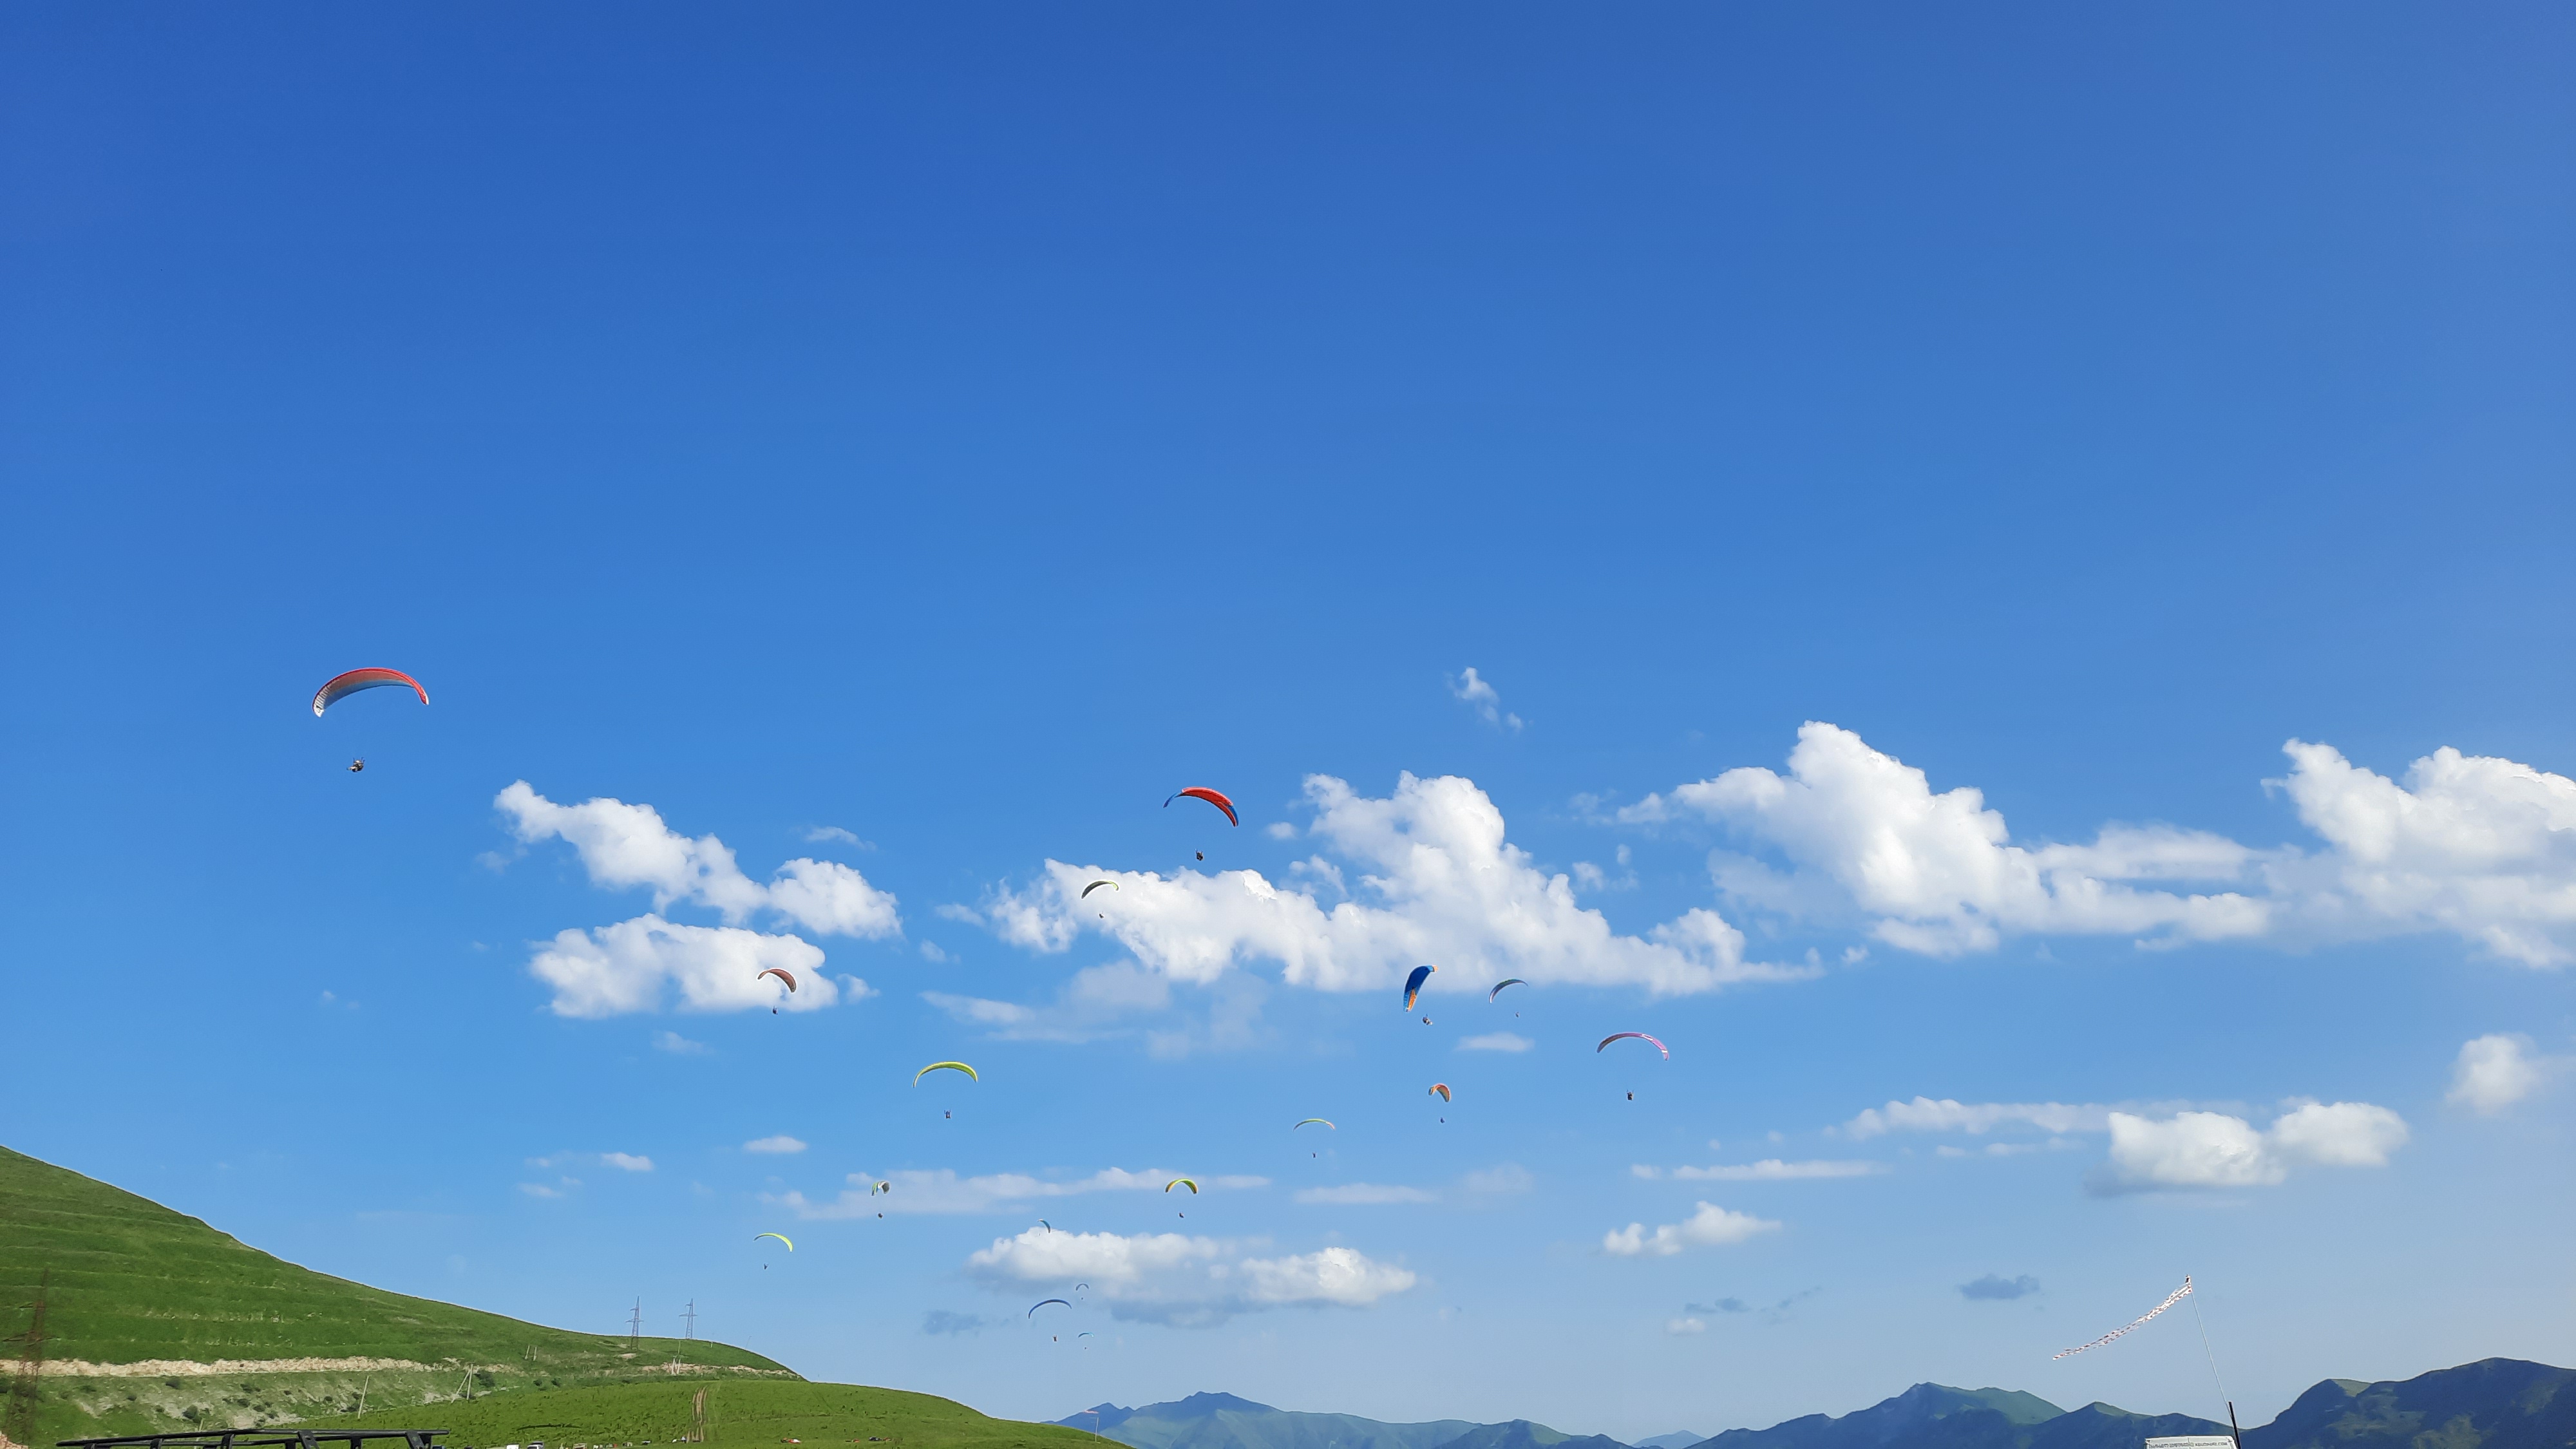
left=4, top=3, right=2572, bottom=1442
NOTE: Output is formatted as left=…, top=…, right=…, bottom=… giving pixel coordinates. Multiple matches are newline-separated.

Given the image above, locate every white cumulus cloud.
left=600, top=1152, right=654, bottom=1172
left=500, top=782, right=900, bottom=938
left=1666, top=1316, right=1708, bottom=1335
left=743, top=1135, right=807, bottom=1155
left=527, top=914, right=842, bottom=1018
left=2447, top=1034, right=2557, bottom=1113
left=1625, top=723, right=2266, bottom=956
left=964, top=1226, right=1416, bottom=1327
left=2270, top=742, right=2576, bottom=965
left=2090, top=1101, right=2408, bottom=1193
left=1459, top=1032, right=1533, bottom=1052
left=1627, top=724, right=2576, bottom=967
left=958, top=773, right=1807, bottom=998
left=498, top=783, right=900, bottom=1016
left=1602, top=1202, right=1781, bottom=1256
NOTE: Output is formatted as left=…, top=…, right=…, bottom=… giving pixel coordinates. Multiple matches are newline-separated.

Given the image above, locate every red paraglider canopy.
left=758, top=967, right=798, bottom=993
left=1165, top=787, right=1239, bottom=826
left=312, top=668, right=429, bottom=717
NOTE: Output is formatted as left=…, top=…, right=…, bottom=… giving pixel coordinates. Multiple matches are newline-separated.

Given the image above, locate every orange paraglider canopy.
left=1165, top=788, right=1239, bottom=826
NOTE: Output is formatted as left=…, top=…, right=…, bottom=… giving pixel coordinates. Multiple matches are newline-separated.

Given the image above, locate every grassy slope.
left=0, top=1146, right=783, bottom=1373
left=0, top=1144, right=798, bottom=1444
left=335, top=1380, right=1103, bottom=1449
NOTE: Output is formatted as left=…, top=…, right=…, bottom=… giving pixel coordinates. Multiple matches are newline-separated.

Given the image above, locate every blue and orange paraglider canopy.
left=1165, top=788, right=1239, bottom=826
left=1403, top=964, right=1436, bottom=1012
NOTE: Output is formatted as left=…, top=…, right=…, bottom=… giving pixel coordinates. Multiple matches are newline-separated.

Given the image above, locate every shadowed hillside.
left=1057, top=1394, right=1475, bottom=1449
left=1434, top=1421, right=1630, bottom=1449
left=1696, top=1385, right=2081, bottom=1449
left=2244, top=1359, right=2576, bottom=1449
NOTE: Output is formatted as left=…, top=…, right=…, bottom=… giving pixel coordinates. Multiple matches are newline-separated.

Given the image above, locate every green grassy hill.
left=0, top=1145, right=793, bottom=1445
left=336, top=1379, right=1103, bottom=1449
left=0, top=1145, right=782, bottom=1372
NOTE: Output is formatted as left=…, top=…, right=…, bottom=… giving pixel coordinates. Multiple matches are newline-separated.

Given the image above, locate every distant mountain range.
left=1059, top=1358, right=2576, bottom=1449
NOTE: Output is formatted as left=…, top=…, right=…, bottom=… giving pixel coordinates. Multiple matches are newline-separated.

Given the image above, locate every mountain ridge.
left=1066, top=1359, right=2575, bottom=1449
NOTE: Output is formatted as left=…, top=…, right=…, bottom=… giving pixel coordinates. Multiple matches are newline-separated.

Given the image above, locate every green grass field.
left=0, top=1145, right=811, bottom=1446
left=0, top=1146, right=784, bottom=1376
left=332, top=1379, right=1101, bottom=1449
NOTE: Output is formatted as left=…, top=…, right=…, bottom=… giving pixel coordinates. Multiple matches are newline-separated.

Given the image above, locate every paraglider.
left=759, top=966, right=796, bottom=1014
left=754, top=1232, right=793, bottom=1252
left=348, top=759, right=365, bottom=773
left=869, top=1180, right=891, bottom=1196
left=1027, top=1299, right=1070, bottom=1319
left=311, top=668, right=428, bottom=716
left=1293, top=1118, right=1335, bottom=1131
left=1596, top=1032, right=1669, bottom=1058
left=1403, top=965, right=1436, bottom=1012
left=1081, top=880, right=1119, bottom=899
left=1165, top=788, right=1239, bottom=826
left=1039, top=1219, right=1052, bottom=1233
left=1428, top=1083, right=1451, bottom=1103
left=1164, top=1177, right=1198, bottom=1194
left=1489, top=978, right=1526, bottom=1003
left=914, top=1061, right=978, bottom=1084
